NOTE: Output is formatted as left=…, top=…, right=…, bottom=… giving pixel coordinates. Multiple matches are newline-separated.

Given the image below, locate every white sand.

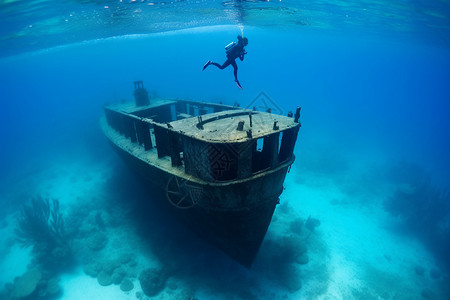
left=60, top=268, right=137, bottom=300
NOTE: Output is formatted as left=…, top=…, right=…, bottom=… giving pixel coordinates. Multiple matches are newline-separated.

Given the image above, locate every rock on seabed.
left=97, top=271, right=113, bottom=286
left=120, top=278, right=134, bottom=292
left=11, top=268, right=42, bottom=298
left=139, top=267, right=168, bottom=297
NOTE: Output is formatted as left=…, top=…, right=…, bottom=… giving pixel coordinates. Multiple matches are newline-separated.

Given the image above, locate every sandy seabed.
left=0, top=155, right=448, bottom=300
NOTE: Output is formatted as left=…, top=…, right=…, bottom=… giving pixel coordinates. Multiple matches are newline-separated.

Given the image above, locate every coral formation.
left=9, top=268, right=42, bottom=299
left=289, top=217, right=304, bottom=235
left=82, top=252, right=138, bottom=291
left=15, top=195, right=66, bottom=249
left=15, top=195, right=72, bottom=272
left=4, top=268, right=62, bottom=300
left=97, top=271, right=113, bottom=286
left=111, top=266, right=127, bottom=284
left=2, top=196, right=68, bottom=299
left=139, top=267, right=168, bottom=297
left=86, top=232, right=108, bottom=251
left=304, top=216, right=321, bottom=231
left=83, top=262, right=101, bottom=277
left=120, top=278, right=134, bottom=292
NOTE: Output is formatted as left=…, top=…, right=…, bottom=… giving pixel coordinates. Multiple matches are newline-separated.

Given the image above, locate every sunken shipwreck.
left=101, top=81, right=301, bottom=267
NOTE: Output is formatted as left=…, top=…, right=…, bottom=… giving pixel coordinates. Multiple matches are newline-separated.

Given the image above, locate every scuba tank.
left=225, top=41, right=237, bottom=54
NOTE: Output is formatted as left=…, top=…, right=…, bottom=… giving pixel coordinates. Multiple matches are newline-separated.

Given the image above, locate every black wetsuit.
left=210, top=44, right=246, bottom=82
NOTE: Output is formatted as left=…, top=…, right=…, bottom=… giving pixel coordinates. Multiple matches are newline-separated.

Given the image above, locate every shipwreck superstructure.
left=101, top=81, right=301, bottom=267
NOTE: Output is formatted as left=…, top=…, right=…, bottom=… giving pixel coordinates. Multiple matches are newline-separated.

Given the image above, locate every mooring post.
left=197, top=116, right=204, bottom=130
left=273, top=121, right=279, bottom=130
left=237, top=120, right=245, bottom=131
left=294, top=107, right=301, bottom=123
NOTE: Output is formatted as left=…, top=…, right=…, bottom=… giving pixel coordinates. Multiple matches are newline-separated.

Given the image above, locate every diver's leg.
left=231, top=60, right=238, bottom=81
left=230, top=60, right=243, bottom=89
left=211, top=60, right=231, bottom=70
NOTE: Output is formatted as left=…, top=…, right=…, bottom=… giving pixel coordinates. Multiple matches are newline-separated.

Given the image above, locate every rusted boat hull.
left=107, top=137, right=292, bottom=267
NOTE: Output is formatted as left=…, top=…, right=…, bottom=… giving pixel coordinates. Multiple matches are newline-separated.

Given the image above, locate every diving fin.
left=202, top=60, right=211, bottom=71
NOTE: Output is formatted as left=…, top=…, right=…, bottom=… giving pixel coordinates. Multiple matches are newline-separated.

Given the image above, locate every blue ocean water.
left=1, top=0, right=450, bottom=299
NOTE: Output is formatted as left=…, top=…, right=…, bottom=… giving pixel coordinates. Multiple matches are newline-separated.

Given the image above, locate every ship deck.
left=170, top=109, right=298, bottom=143
left=106, top=99, right=298, bottom=144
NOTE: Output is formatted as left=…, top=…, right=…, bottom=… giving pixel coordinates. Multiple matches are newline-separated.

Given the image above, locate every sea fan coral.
left=15, top=195, right=66, bottom=249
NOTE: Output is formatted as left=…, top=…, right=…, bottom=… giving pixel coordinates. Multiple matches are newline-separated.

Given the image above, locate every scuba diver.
left=202, top=35, right=249, bottom=89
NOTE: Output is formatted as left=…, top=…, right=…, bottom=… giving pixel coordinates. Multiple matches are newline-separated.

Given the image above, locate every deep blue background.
left=1, top=27, right=449, bottom=190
